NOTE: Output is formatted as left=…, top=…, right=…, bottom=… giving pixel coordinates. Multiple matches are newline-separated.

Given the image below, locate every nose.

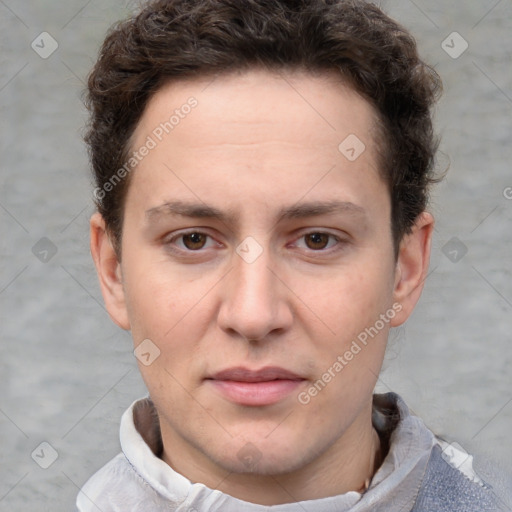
left=217, top=243, right=293, bottom=342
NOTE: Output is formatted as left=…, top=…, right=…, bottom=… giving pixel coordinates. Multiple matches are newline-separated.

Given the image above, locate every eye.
left=168, top=231, right=218, bottom=251
left=295, top=232, right=340, bottom=251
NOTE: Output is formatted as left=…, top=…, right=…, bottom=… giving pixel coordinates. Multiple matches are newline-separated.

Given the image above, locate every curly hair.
left=84, top=0, right=442, bottom=256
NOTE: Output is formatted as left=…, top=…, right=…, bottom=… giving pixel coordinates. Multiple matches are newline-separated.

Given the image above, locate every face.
left=91, top=68, right=432, bottom=493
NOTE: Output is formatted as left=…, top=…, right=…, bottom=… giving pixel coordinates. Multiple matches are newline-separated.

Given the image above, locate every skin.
left=90, top=68, right=433, bottom=505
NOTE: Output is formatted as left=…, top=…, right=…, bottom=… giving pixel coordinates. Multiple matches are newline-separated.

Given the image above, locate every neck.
left=160, top=403, right=382, bottom=505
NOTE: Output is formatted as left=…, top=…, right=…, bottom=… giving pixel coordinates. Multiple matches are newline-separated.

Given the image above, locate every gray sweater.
left=76, top=392, right=510, bottom=511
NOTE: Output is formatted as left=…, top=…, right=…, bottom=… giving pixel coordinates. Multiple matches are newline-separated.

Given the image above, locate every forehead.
left=134, top=68, right=379, bottom=153
left=126, top=68, right=387, bottom=221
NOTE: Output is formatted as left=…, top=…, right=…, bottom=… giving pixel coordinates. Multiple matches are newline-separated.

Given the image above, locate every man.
left=78, top=0, right=507, bottom=510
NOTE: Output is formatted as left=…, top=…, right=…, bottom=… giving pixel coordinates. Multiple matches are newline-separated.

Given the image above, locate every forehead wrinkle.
left=144, top=199, right=368, bottom=232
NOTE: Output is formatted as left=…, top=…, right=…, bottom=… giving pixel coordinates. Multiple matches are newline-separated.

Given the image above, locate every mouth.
left=205, top=366, right=306, bottom=406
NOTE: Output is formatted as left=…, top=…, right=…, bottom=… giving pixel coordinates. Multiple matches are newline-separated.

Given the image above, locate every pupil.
left=308, top=233, right=328, bottom=249
left=184, top=233, right=205, bottom=249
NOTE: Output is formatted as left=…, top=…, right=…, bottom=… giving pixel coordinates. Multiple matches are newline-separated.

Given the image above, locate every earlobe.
left=90, top=213, right=131, bottom=330
left=390, top=212, right=434, bottom=327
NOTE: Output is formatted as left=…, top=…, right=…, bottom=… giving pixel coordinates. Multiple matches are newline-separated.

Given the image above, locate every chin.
left=212, top=435, right=312, bottom=476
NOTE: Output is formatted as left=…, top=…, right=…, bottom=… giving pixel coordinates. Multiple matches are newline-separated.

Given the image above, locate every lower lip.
left=208, top=379, right=304, bottom=406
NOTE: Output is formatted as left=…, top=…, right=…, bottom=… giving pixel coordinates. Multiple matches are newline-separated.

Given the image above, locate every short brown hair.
left=85, top=0, right=442, bottom=255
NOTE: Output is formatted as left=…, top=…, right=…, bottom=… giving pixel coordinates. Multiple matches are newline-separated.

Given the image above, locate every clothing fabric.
left=76, top=392, right=509, bottom=511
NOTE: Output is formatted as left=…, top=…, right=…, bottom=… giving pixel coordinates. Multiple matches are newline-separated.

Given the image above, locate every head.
left=87, top=0, right=441, bottom=502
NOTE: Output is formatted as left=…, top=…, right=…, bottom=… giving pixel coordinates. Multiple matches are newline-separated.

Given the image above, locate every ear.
left=90, top=212, right=130, bottom=330
left=390, top=212, right=434, bottom=327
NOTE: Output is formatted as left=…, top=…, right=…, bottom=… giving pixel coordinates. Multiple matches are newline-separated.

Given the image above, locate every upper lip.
left=207, top=366, right=305, bottom=382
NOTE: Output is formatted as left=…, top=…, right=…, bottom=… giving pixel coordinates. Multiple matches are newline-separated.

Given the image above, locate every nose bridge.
left=218, top=238, right=289, bottom=340
left=232, top=240, right=276, bottom=310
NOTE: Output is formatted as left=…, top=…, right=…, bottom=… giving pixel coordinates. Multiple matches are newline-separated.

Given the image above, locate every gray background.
left=1, top=0, right=511, bottom=510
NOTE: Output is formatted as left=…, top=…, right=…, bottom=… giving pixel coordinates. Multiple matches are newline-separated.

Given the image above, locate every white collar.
left=119, top=393, right=436, bottom=511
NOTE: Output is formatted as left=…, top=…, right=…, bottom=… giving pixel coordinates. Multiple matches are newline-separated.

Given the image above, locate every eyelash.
left=164, top=229, right=346, bottom=255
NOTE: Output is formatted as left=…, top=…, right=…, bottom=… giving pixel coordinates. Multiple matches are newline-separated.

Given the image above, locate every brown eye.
left=182, top=232, right=207, bottom=250
left=304, top=233, right=330, bottom=250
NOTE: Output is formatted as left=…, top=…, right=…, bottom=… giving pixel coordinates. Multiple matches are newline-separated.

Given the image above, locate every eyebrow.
left=145, top=201, right=235, bottom=223
left=145, top=199, right=367, bottom=225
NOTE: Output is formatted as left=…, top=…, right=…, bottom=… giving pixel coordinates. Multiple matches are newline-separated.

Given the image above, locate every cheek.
left=293, top=253, right=395, bottom=398
left=121, top=255, right=218, bottom=380
left=295, top=265, right=393, bottom=415
left=121, top=247, right=197, bottom=336
left=124, top=264, right=209, bottom=398
left=121, top=272, right=175, bottom=343
left=303, top=261, right=394, bottom=337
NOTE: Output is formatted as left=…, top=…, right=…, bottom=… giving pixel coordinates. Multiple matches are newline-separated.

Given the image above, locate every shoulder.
left=373, top=393, right=510, bottom=511
left=75, top=452, right=169, bottom=512
left=412, top=442, right=510, bottom=512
